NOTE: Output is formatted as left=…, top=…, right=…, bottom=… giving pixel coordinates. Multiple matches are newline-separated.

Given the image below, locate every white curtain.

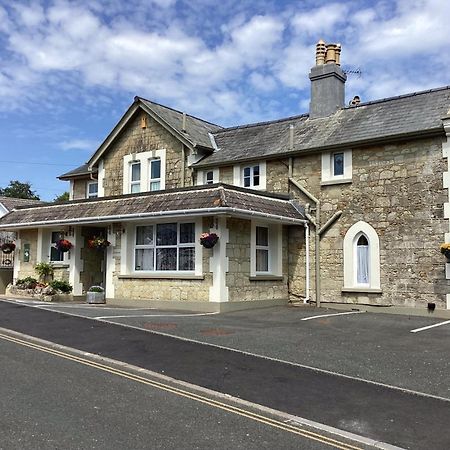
left=357, top=245, right=369, bottom=284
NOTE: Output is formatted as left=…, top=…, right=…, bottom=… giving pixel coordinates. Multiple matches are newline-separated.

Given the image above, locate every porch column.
left=69, top=227, right=83, bottom=296
left=209, top=217, right=229, bottom=302
left=105, top=226, right=116, bottom=299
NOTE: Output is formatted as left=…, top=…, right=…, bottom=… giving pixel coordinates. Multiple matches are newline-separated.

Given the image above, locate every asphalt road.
left=0, top=300, right=449, bottom=449
left=0, top=337, right=336, bottom=450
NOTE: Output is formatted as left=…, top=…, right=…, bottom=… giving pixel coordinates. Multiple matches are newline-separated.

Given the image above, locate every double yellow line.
left=0, top=332, right=362, bottom=450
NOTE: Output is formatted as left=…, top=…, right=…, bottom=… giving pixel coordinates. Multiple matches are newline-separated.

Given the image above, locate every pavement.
left=1, top=298, right=450, bottom=449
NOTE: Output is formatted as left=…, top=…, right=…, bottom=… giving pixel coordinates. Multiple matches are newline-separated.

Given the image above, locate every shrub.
left=16, top=277, right=38, bottom=289
left=35, top=262, right=54, bottom=280
left=88, top=286, right=104, bottom=293
left=49, top=280, right=73, bottom=294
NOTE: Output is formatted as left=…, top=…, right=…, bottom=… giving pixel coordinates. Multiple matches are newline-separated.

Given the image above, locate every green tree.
left=0, top=180, right=40, bottom=200
left=53, top=191, right=69, bottom=202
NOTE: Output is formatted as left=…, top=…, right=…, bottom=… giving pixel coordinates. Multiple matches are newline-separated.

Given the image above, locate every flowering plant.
left=199, top=232, right=219, bottom=249
left=55, top=239, right=72, bottom=252
left=1, top=242, right=16, bottom=254
left=88, top=236, right=110, bottom=249
left=440, top=243, right=450, bottom=257
left=88, top=285, right=104, bottom=293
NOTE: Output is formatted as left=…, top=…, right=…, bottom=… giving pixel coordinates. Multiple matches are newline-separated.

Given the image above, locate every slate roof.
left=139, top=98, right=223, bottom=149
left=195, top=86, right=450, bottom=167
left=0, top=196, right=44, bottom=211
left=0, top=184, right=305, bottom=229
left=59, top=163, right=97, bottom=180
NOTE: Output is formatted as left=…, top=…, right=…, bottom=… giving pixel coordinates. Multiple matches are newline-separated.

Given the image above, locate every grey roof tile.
left=195, top=86, right=450, bottom=167
left=0, top=185, right=304, bottom=228
left=59, top=163, right=96, bottom=179
left=0, top=196, right=44, bottom=211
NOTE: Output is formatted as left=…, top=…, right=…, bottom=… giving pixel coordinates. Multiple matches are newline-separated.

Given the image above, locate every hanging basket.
left=1, top=242, right=16, bottom=254
left=199, top=233, right=219, bottom=249
left=55, top=239, right=72, bottom=253
left=88, top=236, right=110, bottom=250
left=440, top=244, right=450, bottom=260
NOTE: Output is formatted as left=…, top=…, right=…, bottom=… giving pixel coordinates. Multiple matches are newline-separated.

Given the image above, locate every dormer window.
left=87, top=181, right=98, bottom=198
left=130, top=161, right=141, bottom=193
left=205, top=171, right=214, bottom=184
left=149, top=158, right=161, bottom=191
left=243, top=165, right=260, bottom=188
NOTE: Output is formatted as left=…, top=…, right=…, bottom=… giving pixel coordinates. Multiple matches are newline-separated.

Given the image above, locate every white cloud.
left=60, top=139, right=98, bottom=151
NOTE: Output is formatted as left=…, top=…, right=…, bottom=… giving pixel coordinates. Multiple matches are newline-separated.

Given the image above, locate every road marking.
left=0, top=332, right=363, bottom=450
left=301, top=311, right=364, bottom=321
left=94, top=312, right=219, bottom=320
left=410, top=320, right=450, bottom=333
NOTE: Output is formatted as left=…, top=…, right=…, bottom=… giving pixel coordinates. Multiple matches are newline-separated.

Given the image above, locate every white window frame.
left=196, top=168, right=219, bottom=185
left=321, top=149, right=352, bottom=185
left=255, top=226, right=270, bottom=274
left=130, top=161, right=141, bottom=193
left=149, top=158, right=161, bottom=191
left=50, top=231, right=65, bottom=263
left=250, top=221, right=282, bottom=277
left=123, top=150, right=166, bottom=194
left=343, top=221, right=381, bottom=292
left=233, top=161, right=266, bottom=190
left=86, top=181, right=98, bottom=198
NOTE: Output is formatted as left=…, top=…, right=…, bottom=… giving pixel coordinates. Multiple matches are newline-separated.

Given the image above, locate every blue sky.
left=0, top=0, right=449, bottom=200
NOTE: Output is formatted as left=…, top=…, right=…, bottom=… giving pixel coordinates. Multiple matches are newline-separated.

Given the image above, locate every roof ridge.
left=135, top=96, right=224, bottom=129
left=213, top=113, right=310, bottom=134
left=344, top=85, right=450, bottom=110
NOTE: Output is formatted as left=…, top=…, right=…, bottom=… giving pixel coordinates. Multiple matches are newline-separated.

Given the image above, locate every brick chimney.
left=309, top=40, right=346, bottom=119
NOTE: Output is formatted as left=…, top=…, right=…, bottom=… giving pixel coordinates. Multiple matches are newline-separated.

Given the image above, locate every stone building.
left=1, top=40, right=450, bottom=312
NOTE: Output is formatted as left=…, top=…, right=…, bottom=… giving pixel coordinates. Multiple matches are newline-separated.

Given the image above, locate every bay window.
left=134, top=222, right=195, bottom=272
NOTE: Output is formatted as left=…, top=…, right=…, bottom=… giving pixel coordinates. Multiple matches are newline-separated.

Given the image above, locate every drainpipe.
left=304, top=222, right=310, bottom=303
left=288, top=177, right=321, bottom=307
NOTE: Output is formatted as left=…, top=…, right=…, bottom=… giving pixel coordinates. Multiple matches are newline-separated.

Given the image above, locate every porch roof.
left=0, top=184, right=306, bottom=229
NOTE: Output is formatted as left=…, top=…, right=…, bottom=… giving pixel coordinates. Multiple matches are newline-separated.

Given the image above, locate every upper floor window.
left=134, top=222, right=195, bottom=272
left=205, top=171, right=214, bottom=184
left=243, top=165, right=260, bottom=188
left=87, top=181, right=98, bottom=198
left=50, top=231, right=64, bottom=262
left=130, top=161, right=141, bottom=193
left=321, top=149, right=352, bottom=185
left=149, top=158, right=161, bottom=191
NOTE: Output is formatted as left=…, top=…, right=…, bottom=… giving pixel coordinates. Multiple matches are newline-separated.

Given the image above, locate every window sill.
left=321, top=178, right=352, bottom=186
left=249, top=275, right=284, bottom=281
left=50, top=263, right=70, bottom=269
left=342, top=287, right=382, bottom=294
left=118, top=273, right=204, bottom=280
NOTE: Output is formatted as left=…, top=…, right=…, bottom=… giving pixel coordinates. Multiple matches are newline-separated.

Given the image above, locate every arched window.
left=343, top=222, right=380, bottom=291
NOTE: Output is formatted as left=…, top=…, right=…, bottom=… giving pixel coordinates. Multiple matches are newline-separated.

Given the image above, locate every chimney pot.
left=315, top=40, right=326, bottom=65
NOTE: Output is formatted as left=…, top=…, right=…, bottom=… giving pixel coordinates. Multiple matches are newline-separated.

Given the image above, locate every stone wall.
left=72, top=178, right=88, bottom=200
left=17, top=229, right=38, bottom=279
left=286, top=137, right=448, bottom=308
left=102, top=112, right=189, bottom=196
left=226, top=218, right=288, bottom=302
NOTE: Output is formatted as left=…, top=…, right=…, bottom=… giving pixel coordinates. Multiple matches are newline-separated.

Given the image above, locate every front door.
left=80, top=227, right=107, bottom=292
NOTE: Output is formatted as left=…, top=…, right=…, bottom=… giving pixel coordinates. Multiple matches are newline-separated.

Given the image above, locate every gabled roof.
left=195, top=85, right=450, bottom=167
left=86, top=97, right=223, bottom=170
left=58, top=163, right=97, bottom=180
left=0, top=184, right=306, bottom=229
left=0, top=196, right=44, bottom=212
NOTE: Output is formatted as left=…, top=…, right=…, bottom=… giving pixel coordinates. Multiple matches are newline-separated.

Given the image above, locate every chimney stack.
left=309, top=40, right=346, bottom=119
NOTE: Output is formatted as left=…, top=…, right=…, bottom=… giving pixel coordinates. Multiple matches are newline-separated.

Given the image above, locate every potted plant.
left=55, top=239, right=72, bottom=252
left=1, top=242, right=16, bottom=254
left=199, top=232, right=219, bottom=249
left=88, top=236, right=110, bottom=250
left=35, top=262, right=54, bottom=283
left=440, top=243, right=450, bottom=259
left=86, top=286, right=106, bottom=304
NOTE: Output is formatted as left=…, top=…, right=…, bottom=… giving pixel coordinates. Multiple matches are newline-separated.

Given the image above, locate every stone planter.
left=86, top=291, right=106, bottom=304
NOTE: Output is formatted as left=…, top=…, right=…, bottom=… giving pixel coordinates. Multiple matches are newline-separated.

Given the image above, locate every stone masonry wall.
left=226, top=218, right=288, bottom=302
left=17, top=229, right=38, bottom=279
left=102, top=111, right=190, bottom=196
left=286, top=137, right=448, bottom=309
left=72, top=178, right=88, bottom=200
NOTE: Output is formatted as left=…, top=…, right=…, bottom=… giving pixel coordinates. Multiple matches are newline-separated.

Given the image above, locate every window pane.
left=151, top=159, right=161, bottom=179
left=150, top=181, right=160, bottom=191
left=333, top=153, right=344, bottom=176
left=357, top=245, right=369, bottom=284
left=206, top=171, right=214, bottom=184
left=253, top=166, right=259, bottom=176
left=131, top=162, right=141, bottom=181
left=256, top=227, right=268, bottom=246
left=179, top=247, right=195, bottom=271
left=88, top=183, right=98, bottom=195
left=253, top=175, right=260, bottom=186
left=50, top=247, right=64, bottom=262
left=131, top=183, right=140, bottom=193
left=156, top=248, right=177, bottom=270
left=179, top=223, right=195, bottom=243
left=256, top=249, right=269, bottom=272
left=135, top=249, right=154, bottom=271
left=156, top=223, right=177, bottom=246
left=136, top=226, right=153, bottom=245
left=357, top=235, right=368, bottom=246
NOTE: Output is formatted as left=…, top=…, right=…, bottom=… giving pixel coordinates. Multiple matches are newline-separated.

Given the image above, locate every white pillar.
left=69, top=227, right=83, bottom=296
left=105, top=226, right=116, bottom=299
left=209, top=217, right=229, bottom=303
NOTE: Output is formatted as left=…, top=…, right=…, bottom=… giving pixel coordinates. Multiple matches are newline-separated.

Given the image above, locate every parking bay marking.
left=410, top=320, right=450, bottom=333
left=0, top=332, right=363, bottom=450
left=94, top=312, right=219, bottom=320
left=301, top=311, right=364, bottom=321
